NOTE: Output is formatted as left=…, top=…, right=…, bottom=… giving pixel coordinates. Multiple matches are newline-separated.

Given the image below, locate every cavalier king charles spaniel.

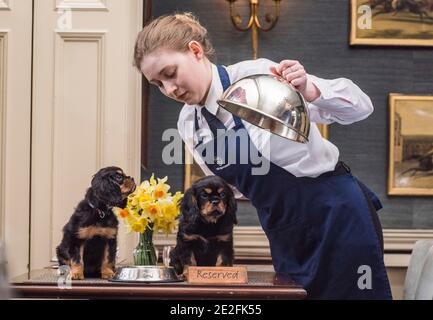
left=170, top=176, right=238, bottom=277
left=56, top=166, right=136, bottom=280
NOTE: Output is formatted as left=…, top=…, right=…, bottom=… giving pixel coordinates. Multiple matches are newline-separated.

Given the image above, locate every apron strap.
left=217, top=65, right=230, bottom=91
left=194, top=108, right=203, bottom=147
left=216, top=65, right=243, bottom=128
left=194, top=64, right=244, bottom=147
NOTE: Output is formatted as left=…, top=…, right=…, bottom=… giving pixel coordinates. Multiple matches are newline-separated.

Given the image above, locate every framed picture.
left=184, top=124, right=329, bottom=191
left=350, top=0, right=433, bottom=46
left=388, top=94, right=433, bottom=196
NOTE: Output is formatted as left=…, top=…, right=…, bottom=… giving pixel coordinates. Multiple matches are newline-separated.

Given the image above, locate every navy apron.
left=193, top=65, right=392, bottom=300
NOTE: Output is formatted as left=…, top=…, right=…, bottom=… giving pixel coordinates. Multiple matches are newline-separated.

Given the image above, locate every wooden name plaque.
left=187, top=266, right=248, bottom=284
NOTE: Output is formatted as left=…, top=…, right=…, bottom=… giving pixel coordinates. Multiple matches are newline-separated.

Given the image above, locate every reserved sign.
left=187, top=266, right=248, bottom=284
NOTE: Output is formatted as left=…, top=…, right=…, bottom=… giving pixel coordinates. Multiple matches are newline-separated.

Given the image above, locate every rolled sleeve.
left=307, top=74, right=374, bottom=125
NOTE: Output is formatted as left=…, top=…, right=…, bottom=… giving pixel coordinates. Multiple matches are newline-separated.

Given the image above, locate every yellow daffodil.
left=149, top=174, right=157, bottom=187
left=119, top=208, right=129, bottom=218
left=153, top=182, right=170, bottom=199
left=139, top=180, right=151, bottom=189
left=113, top=174, right=182, bottom=234
left=173, top=191, right=183, bottom=206
left=161, top=202, right=179, bottom=220
left=137, top=192, right=152, bottom=205
left=130, top=219, right=147, bottom=233
left=143, top=201, right=161, bottom=219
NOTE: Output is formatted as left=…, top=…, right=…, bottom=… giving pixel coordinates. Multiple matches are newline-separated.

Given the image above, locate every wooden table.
left=11, top=268, right=307, bottom=300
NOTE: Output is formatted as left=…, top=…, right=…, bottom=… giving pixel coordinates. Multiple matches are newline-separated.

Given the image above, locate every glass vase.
left=133, top=227, right=157, bottom=266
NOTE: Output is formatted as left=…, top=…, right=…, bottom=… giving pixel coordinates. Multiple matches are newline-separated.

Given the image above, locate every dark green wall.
left=144, top=0, right=433, bottom=229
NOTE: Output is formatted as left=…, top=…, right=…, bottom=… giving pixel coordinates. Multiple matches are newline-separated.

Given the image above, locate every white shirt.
left=177, top=58, right=374, bottom=198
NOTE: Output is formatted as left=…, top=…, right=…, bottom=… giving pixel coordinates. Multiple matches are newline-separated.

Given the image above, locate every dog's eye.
left=200, top=193, right=209, bottom=199
left=220, top=191, right=226, bottom=198
left=114, top=173, right=124, bottom=182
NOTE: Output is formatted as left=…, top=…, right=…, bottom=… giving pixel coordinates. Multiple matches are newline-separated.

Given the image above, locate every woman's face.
left=140, top=43, right=211, bottom=105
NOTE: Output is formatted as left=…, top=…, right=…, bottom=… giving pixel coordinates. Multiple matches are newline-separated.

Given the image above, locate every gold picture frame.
left=184, top=124, right=329, bottom=190
left=350, top=0, right=433, bottom=46
left=388, top=94, right=433, bottom=196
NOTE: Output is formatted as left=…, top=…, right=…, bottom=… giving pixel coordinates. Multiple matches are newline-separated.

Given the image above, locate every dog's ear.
left=180, top=186, right=200, bottom=225
left=91, top=172, right=123, bottom=206
left=225, top=187, right=238, bottom=225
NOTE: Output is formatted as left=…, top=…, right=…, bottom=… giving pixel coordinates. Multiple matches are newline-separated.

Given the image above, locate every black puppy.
left=170, top=176, right=238, bottom=277
left=56, top=166, right=136, bottom=280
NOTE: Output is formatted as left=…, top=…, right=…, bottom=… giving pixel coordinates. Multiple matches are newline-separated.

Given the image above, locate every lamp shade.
left=217, top=74, right=310, bottom=143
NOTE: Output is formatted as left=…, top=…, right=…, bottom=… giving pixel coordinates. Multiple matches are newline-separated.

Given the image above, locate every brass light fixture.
left=226, top=0, right=281, bottom=59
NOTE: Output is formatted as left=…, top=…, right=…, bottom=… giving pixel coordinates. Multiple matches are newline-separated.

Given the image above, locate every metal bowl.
left=109, top=266, right=183, bottom=283
left=217, top=74, right=310, bottom=143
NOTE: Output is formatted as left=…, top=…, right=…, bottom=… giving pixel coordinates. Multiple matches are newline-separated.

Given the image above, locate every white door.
left=0, top=0, right=33, bottom=278
left=30, top=0, right=143, bottom=271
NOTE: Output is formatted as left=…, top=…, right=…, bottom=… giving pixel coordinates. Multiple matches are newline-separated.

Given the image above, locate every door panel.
left=0, top=0, right=33, bottom=278
left=31, top=0, right=143, bottom=270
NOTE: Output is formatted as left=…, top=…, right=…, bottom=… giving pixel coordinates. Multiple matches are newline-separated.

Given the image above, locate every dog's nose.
left=211, top=199, right=220, bottom=205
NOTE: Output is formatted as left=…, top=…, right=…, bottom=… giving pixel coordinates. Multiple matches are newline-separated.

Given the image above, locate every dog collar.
left=87, top=200, right=109, bottom=219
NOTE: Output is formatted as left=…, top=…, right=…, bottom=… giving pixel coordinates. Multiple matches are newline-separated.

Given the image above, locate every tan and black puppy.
left=56, top=166, right=136, bottom=280
left=169, top=176, right=238, bottom=277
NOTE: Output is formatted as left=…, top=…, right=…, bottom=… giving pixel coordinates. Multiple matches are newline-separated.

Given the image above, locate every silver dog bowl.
left=217, top=74, right=310, bottom=143
left=109, top=266, right=183, bottom=283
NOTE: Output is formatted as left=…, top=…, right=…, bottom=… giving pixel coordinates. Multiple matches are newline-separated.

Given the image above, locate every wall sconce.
left=226, top=0, right=281, bottom=59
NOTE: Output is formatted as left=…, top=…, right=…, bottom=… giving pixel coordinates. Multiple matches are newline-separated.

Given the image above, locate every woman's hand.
left=270, top=60, right=321, bottom=102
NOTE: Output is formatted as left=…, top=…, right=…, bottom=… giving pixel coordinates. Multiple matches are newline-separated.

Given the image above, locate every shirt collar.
left=195, top=63, right=222, bottom=116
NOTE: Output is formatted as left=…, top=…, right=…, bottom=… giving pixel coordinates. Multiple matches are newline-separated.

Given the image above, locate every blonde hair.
left=133, top=12, right=215, bottom=70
